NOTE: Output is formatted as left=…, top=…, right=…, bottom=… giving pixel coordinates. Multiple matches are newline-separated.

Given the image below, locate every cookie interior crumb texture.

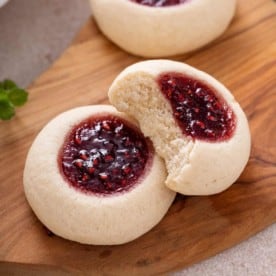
left=23, top=105, right=175, bottom=245
left=108, top=60, right=251, bottom=195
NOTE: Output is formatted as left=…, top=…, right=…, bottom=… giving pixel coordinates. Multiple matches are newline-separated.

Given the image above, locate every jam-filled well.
left=60, top=115, right=151, bottom=195
left=158, top=72, right=236, bottom=142
left=130, top=0, right=189, bottom=7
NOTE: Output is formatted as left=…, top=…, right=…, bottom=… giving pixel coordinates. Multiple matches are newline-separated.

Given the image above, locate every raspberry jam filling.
left=158, top=72, right=236, bottom=141
left=59, top=115, right=151, bottom=195
left=130, top=0, right=189, bottom=7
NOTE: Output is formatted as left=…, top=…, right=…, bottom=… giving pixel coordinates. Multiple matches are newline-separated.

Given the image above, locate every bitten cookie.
left=108, top=60, right=251, bottom=195
left=23, top=105, right=175, bottom=245
left=89, top=0, right=236, bottom=57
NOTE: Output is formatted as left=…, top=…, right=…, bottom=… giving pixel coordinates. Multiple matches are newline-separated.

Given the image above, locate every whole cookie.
left=108, top=60, right=251, bottom=195
left=90, top=0, right=236, bottom=57
left=24, top=105, right=175, bottom=245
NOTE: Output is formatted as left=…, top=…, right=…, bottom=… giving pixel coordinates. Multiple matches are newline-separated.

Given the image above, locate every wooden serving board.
left=1, top=0, right=276, bottom=274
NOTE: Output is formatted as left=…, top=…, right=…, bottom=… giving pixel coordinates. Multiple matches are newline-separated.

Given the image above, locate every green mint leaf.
left=0, top=79, right=28, bottom=120
left=1, top=79, right=18, bottom=90
left=0, top=89, right=8, bottom=101
left=0, top=100, right=15, bottom=120
left=7, top=88, right=28, bottom=106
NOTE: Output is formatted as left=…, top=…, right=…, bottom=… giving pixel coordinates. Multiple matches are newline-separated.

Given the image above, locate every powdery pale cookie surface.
left=89, top=0, right=236, bottom=57
left=23, top=105, right=175, bottom=245
left=108, top=60, right=251, bottom=195
left=0, top=0, right=9, bottom=8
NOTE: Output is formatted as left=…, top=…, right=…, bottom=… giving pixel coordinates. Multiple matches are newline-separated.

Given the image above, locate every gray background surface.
left=0, top=1, right=275, bottom=275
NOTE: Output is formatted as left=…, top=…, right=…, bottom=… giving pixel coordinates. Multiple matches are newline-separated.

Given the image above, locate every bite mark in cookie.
left=108, top=60, right=251, bottom=196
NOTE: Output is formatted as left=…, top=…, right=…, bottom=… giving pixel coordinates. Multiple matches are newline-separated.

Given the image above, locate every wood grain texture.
left=0, top=0, right=276, bottom=274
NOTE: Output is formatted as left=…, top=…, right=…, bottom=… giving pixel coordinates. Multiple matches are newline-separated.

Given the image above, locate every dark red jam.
left=59, top=115, right=151, bottom=195
left=130, top=0, right=189, bottom=7
left=158, top=72, right=236, bottom=142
